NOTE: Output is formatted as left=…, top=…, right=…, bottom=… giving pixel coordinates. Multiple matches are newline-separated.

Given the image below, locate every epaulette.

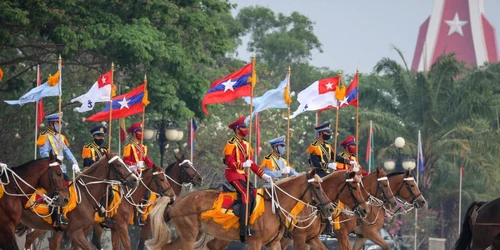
left=62, top=135, right=69, bottom=146
left=82, top=147, right=92, bottom=159
left=36, top=134, right=47, bottom=146
left=264, top=153, right=273, bottom=160
left=84, top=143, right=93, bottom=148
left=123, top=144, right=131, bottom=157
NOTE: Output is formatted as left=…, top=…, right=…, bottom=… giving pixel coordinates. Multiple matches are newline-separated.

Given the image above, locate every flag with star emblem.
left=339, top=73, right=358, bottom=108
left=85, top=83, right=147, bottom=121
left=201, top=63, right=252, bottom=115
left=71, top=71, right=115, bottom=112
left=289, top=77, right=339, bottom=119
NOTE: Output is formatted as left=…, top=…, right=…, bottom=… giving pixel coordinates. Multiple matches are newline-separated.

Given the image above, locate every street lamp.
left=145, top=114, right=184, bottom=168
left=383, top=137, right=416, bottom=172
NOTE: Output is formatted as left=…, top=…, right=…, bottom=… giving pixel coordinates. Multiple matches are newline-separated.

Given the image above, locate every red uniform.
left=123, top=140, right=154, bottom=168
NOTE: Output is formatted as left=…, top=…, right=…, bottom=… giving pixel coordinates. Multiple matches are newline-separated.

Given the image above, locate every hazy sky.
left=231, top=0, right=500, bottom=73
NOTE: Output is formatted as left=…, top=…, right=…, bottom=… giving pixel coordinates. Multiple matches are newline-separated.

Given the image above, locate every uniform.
left=82, top=125, right=108, bottom=168
left=123, top=122, right=154, bottom=168
left=260, top=136, right=298, bottom=186
left=36, top=112, right=78, bottom=175
left=306, top=122, right=339, bottom=178
left=335, top=135, right=368, bottom=176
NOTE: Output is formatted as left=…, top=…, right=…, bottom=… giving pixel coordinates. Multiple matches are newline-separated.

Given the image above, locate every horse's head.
left=39, top=151, right=69, bottom=206
left=104, top=152, right=139, bottom=189
left=304, top=168, right=335, bottom=221
left=362, top=168, right=397, bottom=208
left=337, top=171, right=370, bottom=218
left=146, top=164, right=175, bottom=199
left=168, top=154, right=202, bottom=187
left=389, top=170, right=426, bottom=209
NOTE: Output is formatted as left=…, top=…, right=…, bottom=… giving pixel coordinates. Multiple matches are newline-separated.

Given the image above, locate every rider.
left=36, top=112, right=80, bottom=227
left=81, top=125, right=114, bottom=227
left=335, top=135, right=368, bottom=176
left=260, top=136, right=298, bottom=186
left=224, top=116, right=272, bottom=240
left=306, top=122, right=337, bottom=178
left=122, top=121, right=156, bottom=225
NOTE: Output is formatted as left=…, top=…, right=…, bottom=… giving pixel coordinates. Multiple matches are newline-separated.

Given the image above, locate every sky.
left=231, top=0, right=500, bottom=73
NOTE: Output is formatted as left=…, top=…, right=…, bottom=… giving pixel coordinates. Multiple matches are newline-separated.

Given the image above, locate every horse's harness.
left=359, top=173, right=394, bottom=225
left=297, top=172, right=333, bottom=221
left=45, top=160, right=68, bottom=205
left=394, top=176, right=422, bottom=205
left=165, top=159, right=200, bottom=188
left=337, top=173, right=366, bottom=216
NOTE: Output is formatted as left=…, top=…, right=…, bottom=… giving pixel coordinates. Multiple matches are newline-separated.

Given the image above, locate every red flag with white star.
left=289, top=77, right=339, bottom=119
left=71, top=71, right=115, bottom=112
left=412, top=0, right=499, bottom=71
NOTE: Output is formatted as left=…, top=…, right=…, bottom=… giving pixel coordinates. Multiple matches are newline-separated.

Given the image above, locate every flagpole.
left=34, top=65, right=40, bottom=160
left=368, top=120, right=372, bottom=173
left=118, top=84, right=123, bottom=156
left=286, top=66, right=291, bottom=178
left=414, top=130, right=422, bottom=250
left=458, top=150, right=465, bottom=235
left=190, top=119, right=194, bottom=164
left=141, top=74, right=147, bottom=146
left=57, top=55, right=63, bottom=157
left=355, top=68, right=359, bottom=161
left=245, top=54, right=256, bottom=232
left=333, top=70, right=342, bottom=158
left=108, top=62, right=114, bottom=151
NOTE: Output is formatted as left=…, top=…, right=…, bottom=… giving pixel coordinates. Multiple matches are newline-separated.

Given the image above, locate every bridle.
left=106, top=155, right=135, bottom=185
left=337, top=173, right=366, bottom=217
left=361, top=171, right=394, bottom=206
left=45, top=160, right=68, bottom=206
left=297, top=172, right=332, bottom=221
left=394, top=176, right=422, bottom=205
left=166, top=159, right=201, bottom=187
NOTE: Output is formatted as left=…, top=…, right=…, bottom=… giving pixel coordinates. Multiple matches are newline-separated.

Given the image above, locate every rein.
left=165, top=159, right=198, bottom=191
left=385, top=176, right=421, bottom=216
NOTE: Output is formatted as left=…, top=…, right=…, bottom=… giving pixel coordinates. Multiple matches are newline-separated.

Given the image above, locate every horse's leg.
left=48, top=232, right=63, bottom=250
left=292, top=233, right=308, bottom=250
left=91, top=223, right=104, bottom=250
left=357, top=226, right=389, bottom=250
left=352, top=238, right=368, bottom=250
left=266, top=240, right=282, bottom=250
left=24, top=229, right=45, bottom=249
left=281, top=237, right=292, bottom=249
left=111, top=230, right=121, bottom=250
left=138, top=219, right=152, bottom=250
left=247, top=240, right=263, bottom=250
left=117, top=222, right=132, bottom=250
left=67, top=229, right=95, bottom=250
left=307, top=236, right=328, bottom=250
left=335, top=228, right=352, bottom=250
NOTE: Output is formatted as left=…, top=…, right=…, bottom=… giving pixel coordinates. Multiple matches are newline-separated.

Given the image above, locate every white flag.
left=289, top=77, right=340, bottom=119
left=71, top=71, right=113, bottom=112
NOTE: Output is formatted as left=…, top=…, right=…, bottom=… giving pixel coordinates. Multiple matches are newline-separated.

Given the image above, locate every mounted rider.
left=81, top=125, right=114, bottom=227
left=223, top=116, right=272, bottom=240
left=36, top=112, right=80, bottom=227
left=306, top=122, right=338, bottom=178
left=123, top=121, right=157, bottom=225
left=335, top=135, right=368, bottom=176
left=260, top=136, right=298, bottom=186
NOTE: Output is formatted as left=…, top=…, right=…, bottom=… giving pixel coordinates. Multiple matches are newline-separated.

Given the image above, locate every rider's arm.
left=122, top=144, right=135, bottom=166
left=144, top=154, right=154, bottom=168
left=38, top=136, right=50, bottom=158
left=260, top=159, right=280, bottom=179
left=82, top=146, right=94, bottom=167
left=62, top=139, right=78, bottom=165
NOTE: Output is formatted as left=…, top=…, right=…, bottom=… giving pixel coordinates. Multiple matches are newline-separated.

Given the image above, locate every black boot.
left=98, top=190, right=115, bottom=229
left=323, top=223, right=336, bottom=237
left=238, top=203, right=256, bottom=243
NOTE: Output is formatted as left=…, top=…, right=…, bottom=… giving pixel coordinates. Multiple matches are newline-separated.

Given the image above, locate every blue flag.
left=417, top=130, right=424, bottom=172
left=5, top=68, right=61, bottom=105
left=243, top=76, right=288, bottom=122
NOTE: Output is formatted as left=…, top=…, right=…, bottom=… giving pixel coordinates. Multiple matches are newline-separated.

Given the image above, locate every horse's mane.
left=274, top=172, right=305, bottom=185
left=9, top=157, right=49, bottom=171
left=165, top=160, right=180, bottom=172
left=387, top=172, right=405, bottom=178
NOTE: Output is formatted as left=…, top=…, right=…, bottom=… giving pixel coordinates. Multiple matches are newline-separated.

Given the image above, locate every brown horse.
left=146, top=169, right=335, bottom=250
left=88, top=164, right=176, bottom=250
left=455, top=199, right=500, bottom=250
left=278, top=170, right=379, bottom=250
left=21, top=153, right=138, bottom=250
left=327, top=168, right=398, bottom=250
left=0, top=152, right=69, bottom=250
left=352, top=170, right=427, bottom=250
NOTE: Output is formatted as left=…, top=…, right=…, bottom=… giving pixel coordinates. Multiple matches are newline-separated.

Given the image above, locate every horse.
left=0, top=152, right=68, bottom=250
left=352, top=170, right=427, bottom=250
left=20, top=153, right=138, bottom=250
left=136, top=155, right=203, bottom=250
left=326, top=168, right=397, bottom=250
left=147, top=168, right=336, bottom=250
left=278, top=169, right=378, bottom=250
left=455, top=199, right=500, bottom=250
left=88, top=162, right=179, bottom=250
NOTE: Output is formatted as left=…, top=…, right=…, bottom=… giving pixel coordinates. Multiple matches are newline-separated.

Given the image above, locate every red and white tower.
left=411, top=0, right=499, bottom=71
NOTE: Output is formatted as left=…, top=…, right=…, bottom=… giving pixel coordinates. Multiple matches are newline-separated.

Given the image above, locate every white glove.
left=137, top=161, right=145, bottom=169
left=129, top=165, right=139, bottom=172
left=328, top=162, right=337, bottom=170
left=261, top=174, right=272, bottom=183
left=0, top=163, right=6, bottom=168
left=243, top=159, right=253, bottom=168
left=282, top=166, right=291, bottom=174
left=72, top=163, right=81, bottom=173
left=350, top=161, right=360, bottom=172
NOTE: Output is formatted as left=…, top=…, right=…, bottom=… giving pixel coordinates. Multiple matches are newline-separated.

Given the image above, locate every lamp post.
left=383, top=137, right=416, bottom=173
left=144, top=114, right=184, bottom=168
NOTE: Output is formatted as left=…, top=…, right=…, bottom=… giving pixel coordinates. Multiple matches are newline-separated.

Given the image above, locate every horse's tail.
left=455, top=201, right=484, bottom=250
left=145, top=196, right=172, bottom=250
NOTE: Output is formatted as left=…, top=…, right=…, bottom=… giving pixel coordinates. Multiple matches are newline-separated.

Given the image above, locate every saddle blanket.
left=128, top=192, right=158, bottom=225
left=25, top=184, right=78, bottom=225
left=94, top=185, right=122, bottom=223
left=201, top=189, right=265, bottom=231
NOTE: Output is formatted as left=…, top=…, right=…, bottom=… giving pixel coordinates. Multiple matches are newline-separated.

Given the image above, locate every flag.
left=289, top=77, right=340, bottom=119
left=365, top=121, right=374, bottom=172
left=202, top=63, right=253, bottom=115
left=5, top=69, right=61, bottom=105
left=255, top=114, right=261, bottom=156
left=242, top=76, right=288, bottom=121
left=338, top=73, right=358, bottom=108
left=71, top=71, right=115, bottom=112
left=36, top=67, right=45, bottom=129
left=119, top=118, right=127, bottom=143
left=417, top=130, right=424, bottom=173
left=86, top=83, right=148, bottom=122
left=187, top=118, right=198, bottom=153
